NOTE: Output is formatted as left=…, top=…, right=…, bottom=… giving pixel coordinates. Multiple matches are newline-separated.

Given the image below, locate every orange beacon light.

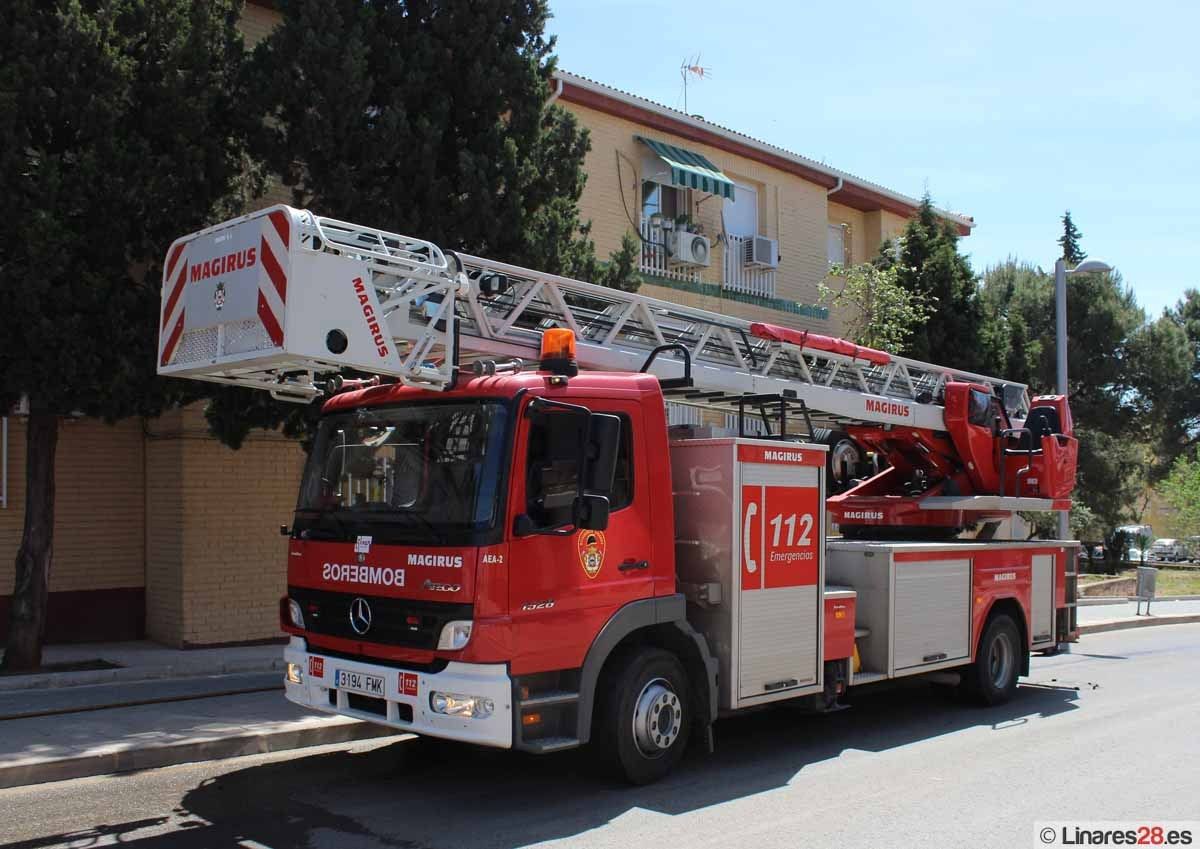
left=539, top=328, right=578, bottom=376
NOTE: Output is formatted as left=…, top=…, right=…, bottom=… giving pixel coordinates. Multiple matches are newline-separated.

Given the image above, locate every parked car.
left=1126, top=547, right=1144, bottom=563
left=1148, top=538, right=1189, bottom=562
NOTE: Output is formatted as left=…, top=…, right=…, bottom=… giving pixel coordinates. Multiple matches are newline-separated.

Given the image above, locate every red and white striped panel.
left=256, top=208, right=290, bottom=348
left=158, top=208, right=291, bottom=368
left=159, top=240, right=189, bottom=367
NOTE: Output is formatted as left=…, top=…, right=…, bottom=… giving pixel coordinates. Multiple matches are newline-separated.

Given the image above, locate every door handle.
left=619, top=559, right=650, bottom=572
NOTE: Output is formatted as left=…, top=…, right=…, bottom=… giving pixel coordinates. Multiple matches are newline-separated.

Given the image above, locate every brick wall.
left=0, top=417, right=145, bottom=595
left=145, top=409, right=185, bottom=643
left=145, top=405, right=306, bottom=647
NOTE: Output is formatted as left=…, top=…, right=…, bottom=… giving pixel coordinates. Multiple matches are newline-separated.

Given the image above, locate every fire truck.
left=159, top=206, right=1081, bottom=783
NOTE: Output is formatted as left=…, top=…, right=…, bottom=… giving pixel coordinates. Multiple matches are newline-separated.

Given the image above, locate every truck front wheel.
left=596, top=648, right=691, bottom=784
left=963, top=614, right=1023, bottom=706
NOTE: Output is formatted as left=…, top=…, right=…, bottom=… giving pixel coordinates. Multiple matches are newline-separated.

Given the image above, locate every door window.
left=524, top=412, right=633, bottom=530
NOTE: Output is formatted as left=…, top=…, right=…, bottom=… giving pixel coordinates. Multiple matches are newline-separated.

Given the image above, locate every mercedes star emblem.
left=348, top=597, right=372, bottom=635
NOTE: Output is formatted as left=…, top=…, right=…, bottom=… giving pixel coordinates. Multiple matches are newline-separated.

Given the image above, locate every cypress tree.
left=1059, top=210, right=1086, bottom=265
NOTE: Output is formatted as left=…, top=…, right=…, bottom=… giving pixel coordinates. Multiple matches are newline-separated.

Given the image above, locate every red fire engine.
left=159, top=206, right=1080, bottom=783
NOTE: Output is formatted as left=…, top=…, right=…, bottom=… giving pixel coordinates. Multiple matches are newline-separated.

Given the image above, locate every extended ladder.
left=159, top=206, right=1030, bottom=432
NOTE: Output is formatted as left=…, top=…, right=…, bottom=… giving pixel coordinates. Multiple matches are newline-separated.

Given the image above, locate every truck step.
left=851, top=671, right=889, bottom=686
left=519, top=691, right=580, bottom=709
left=522, top=736, right=581, bottom=754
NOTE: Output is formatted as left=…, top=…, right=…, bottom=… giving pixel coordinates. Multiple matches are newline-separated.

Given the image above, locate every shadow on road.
left=11, top=680, right=1081, bottom=849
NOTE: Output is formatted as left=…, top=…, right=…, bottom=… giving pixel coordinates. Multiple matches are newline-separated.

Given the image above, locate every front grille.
left=289, top=586, right=471, bottom=650
left=311, top=645, right=449, bottom=673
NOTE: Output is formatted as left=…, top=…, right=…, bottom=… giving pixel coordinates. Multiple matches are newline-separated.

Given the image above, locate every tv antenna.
left=680, top=54, right=711, bottom=114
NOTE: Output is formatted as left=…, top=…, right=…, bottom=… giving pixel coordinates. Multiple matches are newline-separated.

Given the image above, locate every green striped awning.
left=637, top=136, right=735, bottom=200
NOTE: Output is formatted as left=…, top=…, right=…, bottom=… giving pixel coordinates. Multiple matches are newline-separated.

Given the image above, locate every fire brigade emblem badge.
left=577, top=530, right=607, bottom=580
left=213, top=281, right=227, bottom=311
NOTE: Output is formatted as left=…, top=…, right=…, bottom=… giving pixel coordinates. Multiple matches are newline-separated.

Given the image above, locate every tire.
left=962, top=614, right=1023, bottom=706
left=594, top=647, right=691, bottom=785
left=816, top=430, right=865, bottom=495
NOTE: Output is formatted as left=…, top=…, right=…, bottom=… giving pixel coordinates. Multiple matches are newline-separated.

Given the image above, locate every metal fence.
left=722, top=233, right=776, bottom=298
left=638, top=219, right=702, bottom=283
left=638, top=222, right=777, bottom=299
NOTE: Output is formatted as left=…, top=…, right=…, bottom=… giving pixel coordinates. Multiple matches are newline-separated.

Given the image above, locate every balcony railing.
left=637, top=220, right=776, bottom=299
left=722, top=233, right=776, bottom=299
left=638, top=219, right=702, bottom=283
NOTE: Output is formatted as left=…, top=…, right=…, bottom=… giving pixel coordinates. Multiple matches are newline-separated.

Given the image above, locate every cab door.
left=507, top=398, right=654, bottom=675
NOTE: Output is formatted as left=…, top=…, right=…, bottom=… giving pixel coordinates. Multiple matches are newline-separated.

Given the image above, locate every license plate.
left=336, top=669, right=385, bottom=697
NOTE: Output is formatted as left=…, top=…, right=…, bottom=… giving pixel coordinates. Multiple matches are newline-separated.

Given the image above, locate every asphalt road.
left=2, top=624, right=1198, bottom=849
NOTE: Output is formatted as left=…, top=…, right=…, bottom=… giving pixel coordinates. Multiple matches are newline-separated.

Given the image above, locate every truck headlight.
left=287, top=598, right=305, bottom=629
left=429, top=691, right=494, bottom=719
left=436, top=620, right=472, bottom=650
left=286, top=662, right=303, bottom=684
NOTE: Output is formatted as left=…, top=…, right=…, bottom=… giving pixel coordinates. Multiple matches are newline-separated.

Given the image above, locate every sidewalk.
left=0, top=686, right=404, bottom=789
left=1077, top=597, right=1200, bottom=634
left=0, top=641, right=285, bottom=691
left=0, top=640, right=404, bottom=789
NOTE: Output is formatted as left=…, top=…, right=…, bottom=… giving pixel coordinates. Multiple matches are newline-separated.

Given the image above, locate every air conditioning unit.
left=668, top=231, right=711, bottom=268
left=743, top=235, right=778, bottom=269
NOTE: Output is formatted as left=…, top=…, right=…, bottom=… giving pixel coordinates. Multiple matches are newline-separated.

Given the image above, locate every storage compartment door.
left=738, top=467, right=822, bottom=700
left=893, top=559, right=970, bottom=671
left=1031, top=554, right=1055, bottom=645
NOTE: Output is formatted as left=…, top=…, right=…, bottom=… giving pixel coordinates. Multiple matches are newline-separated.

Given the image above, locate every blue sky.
left=548, top=0, right=1198, bottom=318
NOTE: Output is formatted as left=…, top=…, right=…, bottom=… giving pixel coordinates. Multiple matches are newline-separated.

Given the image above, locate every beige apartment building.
left=555, top=71, right=972, bottom=333
left=0, top=1, right=973, bottom=648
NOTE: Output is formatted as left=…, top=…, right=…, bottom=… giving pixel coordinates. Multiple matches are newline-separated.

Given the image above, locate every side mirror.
left=574, top=493, right=611, bottom=531
left=583, top=413, right=620, bottom=497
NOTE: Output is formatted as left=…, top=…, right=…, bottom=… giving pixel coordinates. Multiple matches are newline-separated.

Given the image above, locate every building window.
left=642, top=181, right=682, bottom=225
left=722, top=183, right=759, bottom=238
left=827, top=223, right=849, bottom=266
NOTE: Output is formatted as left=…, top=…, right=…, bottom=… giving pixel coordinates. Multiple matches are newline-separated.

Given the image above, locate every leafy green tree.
left=819, top=263, right=931, bottom=353
left=977, top=259, right=1050, bottom=384
left=977, top=258, right=1160, bottom=532
left=0, top=0, right=254, bottom=670
left=1145, top=289, right=1200, bottom=475
left=1058, top=210, right=1086, bottom=265
left=882, top=193, right=984, bottom=371
left=1159, top=448, right=1200, bottom=535
left=208, top=0, right=639, bottom=446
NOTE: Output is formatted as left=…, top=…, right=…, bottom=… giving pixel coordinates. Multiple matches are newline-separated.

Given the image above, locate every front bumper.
left=283, top=637, right=513, bottom=749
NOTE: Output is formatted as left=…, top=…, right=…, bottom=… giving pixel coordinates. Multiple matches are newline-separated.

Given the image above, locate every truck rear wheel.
left=595, top=648, right=690, bottom=784
left=815, top=429, right=865, bottom=494
left=962, top=614, right=1023, bottom=706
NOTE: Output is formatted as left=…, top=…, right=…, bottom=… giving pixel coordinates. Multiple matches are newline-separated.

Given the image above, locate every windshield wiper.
left=296, top=510, right=351, bottom=541
left=369, top=510, right=451, bottom=544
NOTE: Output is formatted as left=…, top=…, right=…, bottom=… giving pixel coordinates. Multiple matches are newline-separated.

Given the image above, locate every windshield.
left=294, top=400, right=510, bottom=545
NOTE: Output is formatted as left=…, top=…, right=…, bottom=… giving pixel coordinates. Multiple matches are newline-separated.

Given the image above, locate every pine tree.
left=1059, top=211, right=1086, bottom=265
left=207, top=0, right=641, bottom=446
left=249, top=0, right=633, bottom=282
left=0, top=0, right=254, bottom=670
left=893, top=194, right=984, bottom=370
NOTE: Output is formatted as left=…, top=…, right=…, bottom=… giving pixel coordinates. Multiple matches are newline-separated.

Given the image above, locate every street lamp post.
left=1054, top=257, right=1112, bottom=539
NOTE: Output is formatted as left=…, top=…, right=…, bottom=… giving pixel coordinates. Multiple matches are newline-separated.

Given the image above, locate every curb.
left=0, top=659, right=286, bottom=692
left=0, top=719, right=407, bottom=789
left=0, top=684, right=283, bottom=722
left=1077, top=595, right=1200, bottom=606
left=1078, top=613, right=1200, bottom=636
